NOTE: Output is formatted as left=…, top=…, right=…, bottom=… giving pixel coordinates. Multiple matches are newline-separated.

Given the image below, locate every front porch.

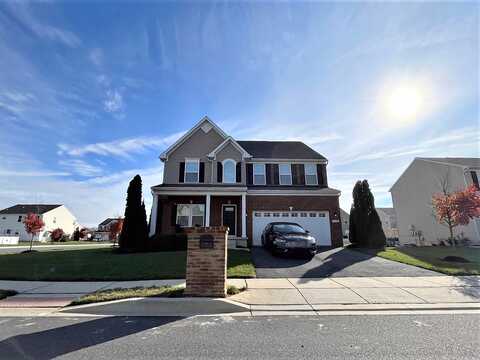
left=150, top=186, right=248, bottom=248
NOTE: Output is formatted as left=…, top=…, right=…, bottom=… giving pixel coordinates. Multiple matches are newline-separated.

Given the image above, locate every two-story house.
left=149, top=117, right=343, bottom=248
left=0, top=204, right=79, bottom=242
left=390, top=157, right=480, bottom=245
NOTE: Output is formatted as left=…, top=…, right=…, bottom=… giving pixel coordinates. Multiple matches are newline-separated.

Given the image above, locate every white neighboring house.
left=0, top=204, right=79, bottom=242
left=390, top=158, right=480, bottom=246
left=376, top=208, right=399, bottom=239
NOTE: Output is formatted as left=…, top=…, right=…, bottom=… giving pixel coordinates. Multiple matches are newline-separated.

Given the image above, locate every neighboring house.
left=0, top=204, right=79, bottom=242
left=376, top=207, right=399, bottom=239
left=390, top=157, right=480, bottom=246
left=340, top=208, right=349, bottom=238
left=150, top=116, right=343, bottom=248
left=93, top=218, right=120, bottom=241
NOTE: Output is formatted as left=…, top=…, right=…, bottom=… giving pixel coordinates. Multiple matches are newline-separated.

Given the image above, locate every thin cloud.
left=57, top=132, right=184, bottom=159
left=59, top=159, right=103, bottom=177
left=3, top=2, right=81, bottom=48
left=104, top=89, right=124, bottom=113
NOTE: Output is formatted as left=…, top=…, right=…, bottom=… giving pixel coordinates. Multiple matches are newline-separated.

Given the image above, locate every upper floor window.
left=471, top=170, right=479, bottom=189
left=279, top=164, right=292, bottom=185
left=184, top=159, right=199, bottom=183
left=223, top=159, right=236, bottom=183
left=253, top=163, right=266, bottom=185
left=304, top=163, right=318, bottom=185
left=17, top=216, right=22, bottom=222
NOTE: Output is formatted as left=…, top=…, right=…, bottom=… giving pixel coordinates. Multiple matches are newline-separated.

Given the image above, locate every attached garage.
left=252, top=210, right=331, bottom=246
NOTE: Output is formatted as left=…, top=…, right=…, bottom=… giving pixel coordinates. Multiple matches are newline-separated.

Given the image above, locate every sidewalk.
left=0, top=276, right=479, bottom=315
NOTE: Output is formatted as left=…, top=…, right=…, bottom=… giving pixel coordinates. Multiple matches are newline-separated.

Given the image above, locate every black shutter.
left=292, top=164, right=300, bottom=185
left=179, top=162, right=185, bottom=183
left=273, top=164, right=279, bottom=185
left=246, top=164, right=253, bottom=185
left=266, top=164, right=273, bottom=185
left=171, top=204, right=177, bottom=226
left=298, top=164, right=305, bottom=185
left=217, top=162, right=223, bottom=183
left=236, top=163, right=241, bottom=183
left=471, top=171, right=479, bottom=189
left=199, top=162, right=205, bottom=183
left=317, top=164, right=328, bottom=187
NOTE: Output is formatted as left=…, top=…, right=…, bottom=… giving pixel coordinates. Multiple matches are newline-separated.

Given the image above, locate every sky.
left=0, top=1, right=478, bottom=227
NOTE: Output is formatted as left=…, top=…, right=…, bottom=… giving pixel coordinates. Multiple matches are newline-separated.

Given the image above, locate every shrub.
left=147, top=233, right=188, bottom=252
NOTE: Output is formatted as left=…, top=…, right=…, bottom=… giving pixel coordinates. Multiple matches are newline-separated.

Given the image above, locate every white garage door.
left=252, top=210, right=331, bottom=246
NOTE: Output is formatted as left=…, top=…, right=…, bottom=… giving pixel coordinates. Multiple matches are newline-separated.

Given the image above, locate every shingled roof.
left=237, top=141, right=327, bottom=160
left=0, top=204, right=62, bottom=214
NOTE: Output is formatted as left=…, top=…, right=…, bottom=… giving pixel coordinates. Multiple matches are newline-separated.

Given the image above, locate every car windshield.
left=273, top=224, right=306, bottom=234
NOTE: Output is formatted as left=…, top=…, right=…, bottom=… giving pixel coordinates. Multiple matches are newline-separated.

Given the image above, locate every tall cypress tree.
left=349, top=180, right=386, bottom=248
left=119, top=175, right=148, bottom=252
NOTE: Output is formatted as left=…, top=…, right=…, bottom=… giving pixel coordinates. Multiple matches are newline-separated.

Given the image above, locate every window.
left=304, top=163, right=318, bottom=185
left=17, top=216, right=22, bottom=222
left=291, top=213, right=298, bottom=217
left=471, top=171, right=480, bottom=189
left=309, top=213, right=317, bottom=217
left=184, top=159, right=199, bottom=183
left=273, top=213, right=280, bottom=217
left=253, top=163, right=266, bottom=185
left=279, top=164, right=292, bottom=185
left=223, top=159, right=236, bottom=183
left=264, top=212, right=271, bottom=217
left=176, top=204, right=205, bottom=227
left=300, top=212, right=308, bottom=217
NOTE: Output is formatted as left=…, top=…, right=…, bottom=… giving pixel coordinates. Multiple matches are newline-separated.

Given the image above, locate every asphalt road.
left=0, top=314, right=478, bottom=359
left=0, top=243, right=112, bottom=254
left=252, top=246, right=440, bottom=278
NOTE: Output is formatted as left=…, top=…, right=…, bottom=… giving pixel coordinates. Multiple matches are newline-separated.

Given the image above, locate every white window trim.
left=222, top=159, right=236, bottom=184
left=184, top=158, right=200, bottom=183
left=304, top=163, right=318, bottom=185
left=279, top=163, right=292, bottom=185
left=176, top=203, right=205, bottom=227
left=253, top=163, right=266, bottom=185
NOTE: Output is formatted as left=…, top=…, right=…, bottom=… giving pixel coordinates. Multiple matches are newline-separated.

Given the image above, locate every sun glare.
left=378, top=78, right=431, bottom=127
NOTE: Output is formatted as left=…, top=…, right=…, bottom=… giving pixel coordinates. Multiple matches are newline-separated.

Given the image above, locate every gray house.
left=149, top=117, right=343, bottom=248
left=390, top=157, right=480, bottom=245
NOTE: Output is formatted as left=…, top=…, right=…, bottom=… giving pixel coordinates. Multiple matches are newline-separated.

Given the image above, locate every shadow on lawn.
left=0, top=316, right=182, bottom=360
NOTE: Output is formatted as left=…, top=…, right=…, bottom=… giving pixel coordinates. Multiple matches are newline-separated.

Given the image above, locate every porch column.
left=241, top=193, right=247, bottom=238
left=149, top=193, right=158, bottom=236
left=205, top=193, right=211, bottom=227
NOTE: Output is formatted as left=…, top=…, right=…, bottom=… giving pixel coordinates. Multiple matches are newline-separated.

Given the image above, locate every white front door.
left=252, top=210, right=331, bottom=246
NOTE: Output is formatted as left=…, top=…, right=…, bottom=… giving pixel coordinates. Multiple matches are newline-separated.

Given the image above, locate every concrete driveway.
left=251, top=247, right=440, bottom=278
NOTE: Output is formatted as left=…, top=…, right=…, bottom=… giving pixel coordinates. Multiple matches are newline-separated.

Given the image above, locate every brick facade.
left=184, top=226, right=228, bottom=297
left=155, top=194, right=342, bottom=249
left=245, top=195, right=343, bottom=248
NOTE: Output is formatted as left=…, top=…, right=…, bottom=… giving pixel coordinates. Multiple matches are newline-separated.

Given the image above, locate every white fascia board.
left=153, top=186, right=247, bottom=195
left=247, top=189, right=341, bottom=196
left=159, top=116, right=228, bottom=161
left=418, top=158, right=480, bottom=170
left=245, top=158, right=328, bottom=164
left=207, top=137, right=252, bottom=160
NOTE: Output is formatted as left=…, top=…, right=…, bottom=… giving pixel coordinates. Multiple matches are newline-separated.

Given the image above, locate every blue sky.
left=0, top=1, right=478, bottom=226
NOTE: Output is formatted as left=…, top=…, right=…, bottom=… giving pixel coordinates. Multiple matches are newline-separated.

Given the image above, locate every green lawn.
left=0, top=248, right=255, bottom=281
left=71, top=284, right=245, bottom=306
left=369, top=247, right=480, bottom=275
left=0, top=241, right=110, bottom=247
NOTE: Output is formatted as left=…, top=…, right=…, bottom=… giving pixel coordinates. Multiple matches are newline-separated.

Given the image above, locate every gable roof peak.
left=159, top=116, right=229, bottom=161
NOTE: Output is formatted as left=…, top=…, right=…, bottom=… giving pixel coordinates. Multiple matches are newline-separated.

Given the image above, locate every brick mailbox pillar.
left=184, top=226, right=228, bottom=298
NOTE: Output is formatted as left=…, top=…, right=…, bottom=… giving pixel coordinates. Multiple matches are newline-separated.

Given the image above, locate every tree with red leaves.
left=23, top=213, right=45, bottom=251
left=50, top=228, right=64, bottom=242
left=432, top=184, right=480, bottom=245
left=109, top=218, right=124, bottom=245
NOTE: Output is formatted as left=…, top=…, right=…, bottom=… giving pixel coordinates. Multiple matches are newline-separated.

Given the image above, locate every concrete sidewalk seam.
left=287, top=278, right=316, bottom=312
